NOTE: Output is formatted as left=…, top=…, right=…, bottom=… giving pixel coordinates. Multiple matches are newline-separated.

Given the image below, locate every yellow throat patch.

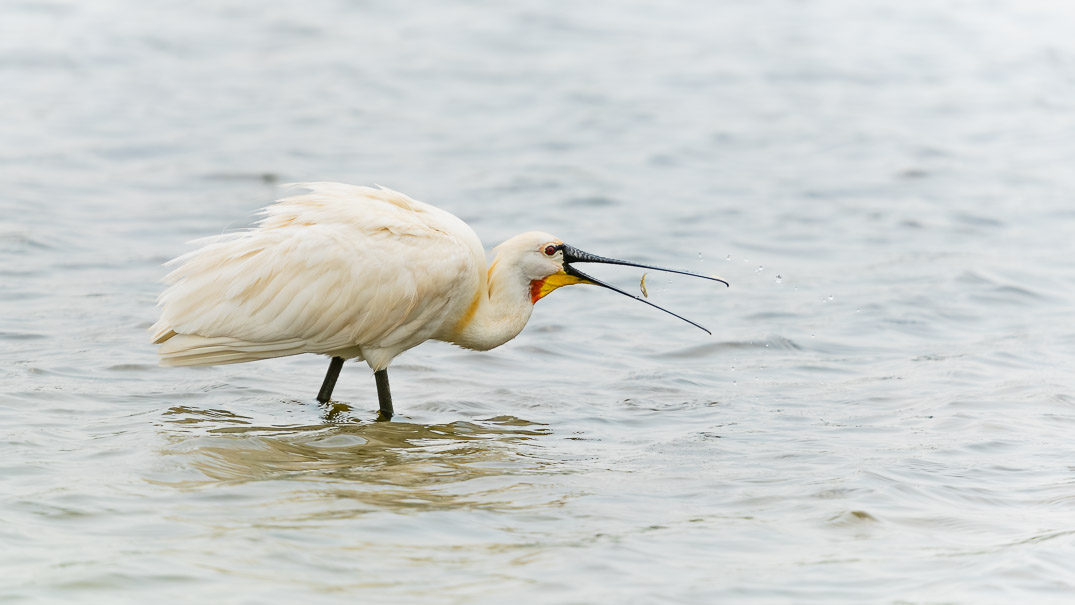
left=530, top=270, right=592, bottom=303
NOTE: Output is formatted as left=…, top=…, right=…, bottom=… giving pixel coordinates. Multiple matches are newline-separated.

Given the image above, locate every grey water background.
left=3, top=0, right=1075, bottom=602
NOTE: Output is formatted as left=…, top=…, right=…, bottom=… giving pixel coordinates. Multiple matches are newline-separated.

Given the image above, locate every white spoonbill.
left=151, top=183, right=728, bottom=419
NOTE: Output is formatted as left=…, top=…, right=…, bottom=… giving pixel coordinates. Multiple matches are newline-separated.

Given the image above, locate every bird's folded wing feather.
left=152, top=185, right=480, bottom=359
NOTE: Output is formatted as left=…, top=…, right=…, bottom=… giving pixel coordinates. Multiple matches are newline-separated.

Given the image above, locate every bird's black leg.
left=317, top=356, right=345, bottom=403
left=374, top=368, right=393, bottom=421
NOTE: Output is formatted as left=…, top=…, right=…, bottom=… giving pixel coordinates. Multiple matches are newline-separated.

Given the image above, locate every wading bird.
left=152, top=183, right=728, bottom=420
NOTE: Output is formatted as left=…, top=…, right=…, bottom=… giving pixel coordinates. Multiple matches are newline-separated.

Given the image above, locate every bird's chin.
left=530, top=270, right=592, bottom=303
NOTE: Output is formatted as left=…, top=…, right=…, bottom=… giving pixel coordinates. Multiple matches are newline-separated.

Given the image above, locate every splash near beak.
left=559, top=243, right=729, bottom=335
left=531, top=270, right=593, bottom=303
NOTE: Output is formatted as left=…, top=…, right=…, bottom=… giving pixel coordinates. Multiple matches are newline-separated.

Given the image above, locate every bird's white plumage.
left=154, top=183, right=724, bottom=413
left=152, top=184, right=488, bottom=371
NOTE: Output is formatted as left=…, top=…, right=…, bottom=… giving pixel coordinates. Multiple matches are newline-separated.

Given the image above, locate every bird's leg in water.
left=317, top=356, right=345, bottom=403
left=375, top=369, right=393, bottom=421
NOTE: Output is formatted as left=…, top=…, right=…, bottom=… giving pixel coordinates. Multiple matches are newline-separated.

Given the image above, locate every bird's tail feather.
left=157, top=334, right=308, bottom=366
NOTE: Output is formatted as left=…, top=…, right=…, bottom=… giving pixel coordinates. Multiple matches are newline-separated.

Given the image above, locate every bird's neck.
left=443, top=258, right=534, bottom=352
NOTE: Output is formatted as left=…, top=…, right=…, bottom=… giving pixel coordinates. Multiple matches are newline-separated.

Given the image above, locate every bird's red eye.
left=544, top=245, right=558, bottom=256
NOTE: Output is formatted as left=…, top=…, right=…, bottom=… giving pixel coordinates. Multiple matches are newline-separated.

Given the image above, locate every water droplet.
left=775, top=275, right=783, bottom=283
left=827, top=295, right=834, bottom=301
left=725, top=254, right=731, bottom=261
left=755, top=265, right=764, bottom=273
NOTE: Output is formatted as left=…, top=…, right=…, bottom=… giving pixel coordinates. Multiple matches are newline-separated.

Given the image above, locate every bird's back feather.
left=152, top=184, right=485, bottom=370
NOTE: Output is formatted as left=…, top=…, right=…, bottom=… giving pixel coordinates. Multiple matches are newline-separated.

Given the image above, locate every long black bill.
left=560, top=243, right=729, bottom=335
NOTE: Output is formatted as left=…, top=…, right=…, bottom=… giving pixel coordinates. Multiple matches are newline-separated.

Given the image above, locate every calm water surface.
left=3, top=0, right=1075, bottom=602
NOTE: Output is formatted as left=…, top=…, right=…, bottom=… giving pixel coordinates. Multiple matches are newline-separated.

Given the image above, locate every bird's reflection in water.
left=156, top=404, right=555, bottom=516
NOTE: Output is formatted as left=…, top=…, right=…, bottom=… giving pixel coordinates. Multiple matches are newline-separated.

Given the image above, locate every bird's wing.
left=152, top=185, right=482, bottom=365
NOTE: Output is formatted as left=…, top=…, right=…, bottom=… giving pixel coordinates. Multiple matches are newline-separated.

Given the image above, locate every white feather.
left=152, top=184, right=491, bottom=371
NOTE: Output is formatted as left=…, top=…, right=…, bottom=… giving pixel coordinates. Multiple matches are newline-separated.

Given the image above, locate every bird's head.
left=494, top=231, right=729, bottom=334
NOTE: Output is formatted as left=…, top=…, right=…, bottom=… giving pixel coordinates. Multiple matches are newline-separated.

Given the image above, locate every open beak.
left=559, top=243, right=729, bottom=335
